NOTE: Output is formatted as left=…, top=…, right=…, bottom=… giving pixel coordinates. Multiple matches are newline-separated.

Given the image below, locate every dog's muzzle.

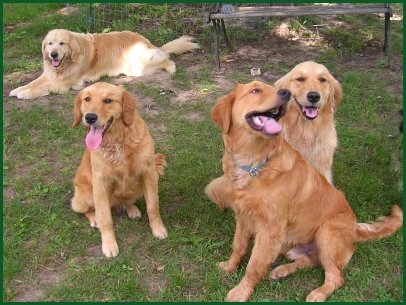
left=245, top=89, right=291, bottom=136
left=49, top=52, right=63, bottom=67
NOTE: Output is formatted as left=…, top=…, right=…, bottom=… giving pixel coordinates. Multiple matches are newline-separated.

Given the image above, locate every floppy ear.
left=121, top=90, right=136, bottom=126
left=211, top=89, right=236, bottom=133
left=274, top=72, right=291, bottom=89
left=41, top=37, right=48, bottom=61
left=72, top=92, right=83, bottom=127
left=330, top=78, right=342, bottom=112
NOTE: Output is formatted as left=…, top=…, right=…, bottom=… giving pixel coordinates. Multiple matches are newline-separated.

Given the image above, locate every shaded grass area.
left=3, top=3, right=403, bottom=302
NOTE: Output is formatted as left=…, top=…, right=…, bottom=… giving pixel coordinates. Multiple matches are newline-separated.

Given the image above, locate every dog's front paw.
left=151, top=223, right=168, bottom=239
left=9, top=88, right=20, bottom=97
left=16, top=89, right=35, bottom=100
left=217, top=261, right=237, bottom=274
left=102, top=240, right=119, bottom=258
left=226, top=284, right=253, bottom=302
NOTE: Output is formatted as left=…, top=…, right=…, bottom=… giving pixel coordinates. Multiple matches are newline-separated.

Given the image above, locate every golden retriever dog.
left=71, top=82, right=168, bottom=258
left=205, top=81, right=402, bottom=302
left=275, top=61, right=342, bottom=183
left=9, top=29, right=199, bottom=99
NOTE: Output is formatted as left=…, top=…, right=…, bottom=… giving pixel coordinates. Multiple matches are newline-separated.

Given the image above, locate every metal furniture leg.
left=212, top=19, right=221, bottom=69
left=383, top=4, right=392, bottom=68
left=220, top=19, right=232, bottom=51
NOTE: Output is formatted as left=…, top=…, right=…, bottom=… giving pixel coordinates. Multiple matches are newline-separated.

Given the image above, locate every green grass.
left=3, top=3, right=403, bottom=302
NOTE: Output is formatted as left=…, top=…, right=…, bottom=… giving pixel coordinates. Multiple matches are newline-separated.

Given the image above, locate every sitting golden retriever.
left=71, top=82, right=168, bottom=257
left=10, top=29, right=199, bottom=99
left=275, top=61, right=342, bottom=183
left=205, top=81, right=402, bottom=302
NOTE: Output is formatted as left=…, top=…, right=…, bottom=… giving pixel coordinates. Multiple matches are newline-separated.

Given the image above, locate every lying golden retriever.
left=10, top=29, right=199, bottom=99
left=205, top=81, right=402, bottom=302
left=275, top=61, right=342, bottom=183
left=71, top=82, right=167, bottom=257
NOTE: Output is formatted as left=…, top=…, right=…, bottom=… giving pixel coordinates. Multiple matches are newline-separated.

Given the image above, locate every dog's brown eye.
left=296, top=76, right=305, bottom=82
left=104, top=98, right=112, bottom=104
left=48, top=42, right=53, bottom=45
left=319, top=77, right=326, bottom=83
left=59, top=42, right=65, bottom=46
left=84, top=96, right=91, bottom=102
left=251, top=88, right=261, bottom=94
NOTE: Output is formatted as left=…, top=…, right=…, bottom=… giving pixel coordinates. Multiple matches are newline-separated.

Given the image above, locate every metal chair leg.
left=220, top=19, right=232, bottom=51
left=383, top=4, right=392, bottom=68
left=386, top=13, right=392, bottom=69
left=212, top=19, right=221, bottom=69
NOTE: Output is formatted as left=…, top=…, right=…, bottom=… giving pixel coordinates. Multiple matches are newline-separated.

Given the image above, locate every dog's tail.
left=154, top=153, right=167, bottom=176
left=159, top=36, right=199, bottom=55
left=355, top=204, right=403, bottom=242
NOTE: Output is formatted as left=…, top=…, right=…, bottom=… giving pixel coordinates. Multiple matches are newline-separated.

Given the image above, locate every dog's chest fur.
left=99, top=141, right=127, bottom=166
left=91, top=146, right=144, bottom=199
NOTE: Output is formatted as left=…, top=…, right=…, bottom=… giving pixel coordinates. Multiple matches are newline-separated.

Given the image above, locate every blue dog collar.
left=238, top=159, right=267, bottom=178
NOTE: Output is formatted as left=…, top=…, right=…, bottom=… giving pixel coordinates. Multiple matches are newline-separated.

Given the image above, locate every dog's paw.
left=217, top=261, right=236, bottom=274
left=16, top=90, right=34, bottom=100
left=125, top=204, right=141, bottom=219
left=305, top=290, right=327, bottom=302
left=165, top=61, right=176, bottom=74
left=270, top=265, right=289, bottom=279
left=225, top=285, right=252, bottom=302
left=72, top=84, right=85, bottom=91
left=102, top=240, right=119, bottom=258
left=151, top=224, right=168, bottom=240
left=85, top=211, right=98, bottom=228
left=9, top=88, right=20, bottom=97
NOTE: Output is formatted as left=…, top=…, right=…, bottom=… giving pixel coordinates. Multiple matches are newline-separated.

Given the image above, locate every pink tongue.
left=85, top=126, right=103, bottom=150
left=303, top=107, right=318, bottom=118
left=52, top=59, right=60, bottom=67
left=259, top=116, right=282, bottom=135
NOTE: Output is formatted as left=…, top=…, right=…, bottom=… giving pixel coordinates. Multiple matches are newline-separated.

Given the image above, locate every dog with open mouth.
left=275, top=61, right=342, bottom=184
left=205, top=81, right=402, bottom=302
left=9, top=29, right=199, bottom=99
left=71, top=82, right=168, bottom=258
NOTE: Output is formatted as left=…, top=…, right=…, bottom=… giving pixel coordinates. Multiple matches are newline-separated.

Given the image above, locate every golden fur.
left=205, top=81, right=402, bottom=302
left=10, top=29, right=199, bottom=99
left=275, top=61, right=342, bottom=183
left=71, top=82, right=167, bottom=258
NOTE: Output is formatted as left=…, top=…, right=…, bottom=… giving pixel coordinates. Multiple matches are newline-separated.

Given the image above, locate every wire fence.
left=69, top=3, right=299, bottom=47
left=74, top=4, right=204, bottom=32
left=72, top=3, right=295, bottom=32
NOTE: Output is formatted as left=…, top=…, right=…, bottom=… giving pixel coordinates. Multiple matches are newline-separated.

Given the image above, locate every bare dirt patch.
left=212, top=74, right=235, bottom=91
left=138, top=255, right=168, bottom=297
left=3, top=185, right=16, bottom=203
left=174, top=89, right=200, bottom=104
left=163, top=191, right=184, bottom=215
left=13, top=262, right=64, bottom=302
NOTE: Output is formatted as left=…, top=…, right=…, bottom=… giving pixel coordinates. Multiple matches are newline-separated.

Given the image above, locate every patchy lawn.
left=3, top=3, right=403, bottom=302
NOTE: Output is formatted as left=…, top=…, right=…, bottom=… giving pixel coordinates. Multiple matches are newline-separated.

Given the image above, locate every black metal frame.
left=383, top=3, right=392, bottom=68
left=212, top=18, right=231, bottom=69
left=209, top=3, right=393, bottom=69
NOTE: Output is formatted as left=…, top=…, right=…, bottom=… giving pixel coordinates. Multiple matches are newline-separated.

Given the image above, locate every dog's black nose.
left=51, top=52, right=58, bottom=59
left=277, top=89, right=291, bottom=101
left=85, top=113, right=98, bottom=125
left=307, top=91, right=320, bottom=104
